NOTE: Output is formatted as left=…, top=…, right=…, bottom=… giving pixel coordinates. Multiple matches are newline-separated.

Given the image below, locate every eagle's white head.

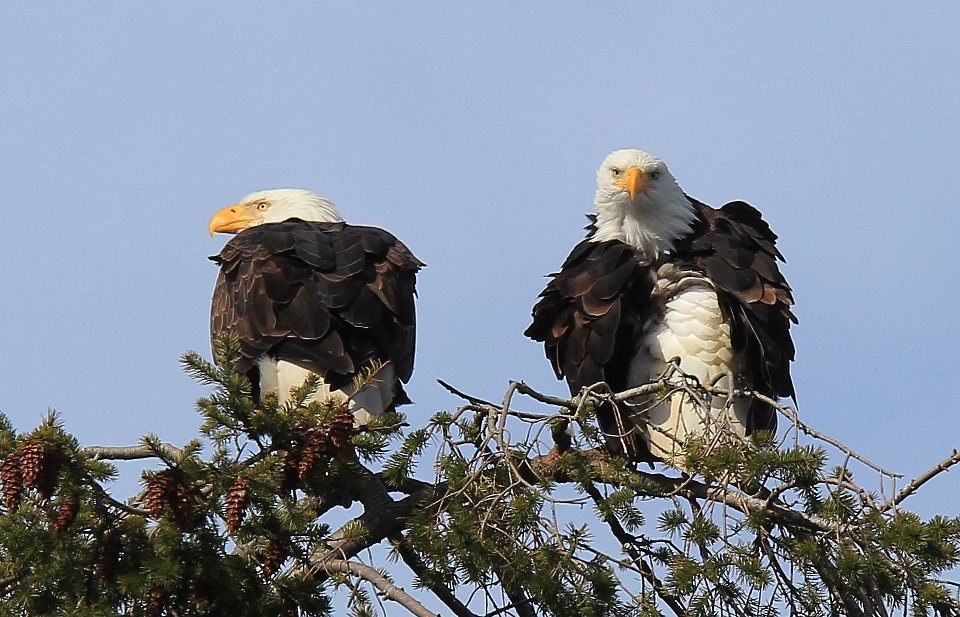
left=208, top=188, right=343, bottom=235
left=591, top=149, right=697, bottom=259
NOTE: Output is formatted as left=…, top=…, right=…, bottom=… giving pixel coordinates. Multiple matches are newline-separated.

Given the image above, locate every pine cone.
left=35, top=447, right=64, bottom=499
left=225, top=475, right=250, bottom=534
left=97, top=531, right=121, bottom=582
left=20, top=442, right=46, bottom=488
left=52, top=496, right=80, bottom=535
left=146, top=586, right=166, bottom=617
left=260, top=538, right=290, bottom=579
left=279, top=452, right=300, bottom=494
left=298, top=430, right=334, bottom=480
left=145, top=470, right=175, bottom=519
left=171, top=480, right=195, bottom=531
left=1, top=452, right=23, bottom=513
left=327, top=404, right=354, bottom=449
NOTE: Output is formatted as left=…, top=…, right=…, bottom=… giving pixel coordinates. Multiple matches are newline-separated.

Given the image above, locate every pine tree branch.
left=882, top=449, right=960, bottom=512
left=309, top=495, right=418, bottom=573
left=377, top=474, right=435, bottom=495
left=0, top=573, right=25, bottom=595
left=582, top=481, right=687, bottom=616
left=304, top=457, right=529, bottom=617
left=81, top=443, right=184, bottom=461
left=756, top=534, right=802, bottom=616
left=391, top=535, right=480, bottom=617
left=506, top=381, right=580, bottom=410
left=501, top=377, right=904, bottom=481
left=437, top=379, right=503, bottom=409
left=89, top=478, right=152, bottom=517
left=719, top=386, right=901, bottom=480
left=323, top=559, right=438, bottom=617
left=295, top=458, right=438, bottom=584
left=493, top=578, right=536, bottom=617
left=529, top=446, right=836, bottom=533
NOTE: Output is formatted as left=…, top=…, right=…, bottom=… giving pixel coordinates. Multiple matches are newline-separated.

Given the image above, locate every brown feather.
left=210, top=220, right=423, bottom=395
left=526, top=196, right=796, bottom=463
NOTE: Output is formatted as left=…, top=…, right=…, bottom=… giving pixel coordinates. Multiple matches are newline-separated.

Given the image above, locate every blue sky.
left=1, top=1, right=957, bottom=535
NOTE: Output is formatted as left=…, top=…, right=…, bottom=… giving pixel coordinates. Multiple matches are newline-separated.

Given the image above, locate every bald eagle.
left=208, top=189, right=423, bottom=424
left=525, top=150, right=796, bottom=464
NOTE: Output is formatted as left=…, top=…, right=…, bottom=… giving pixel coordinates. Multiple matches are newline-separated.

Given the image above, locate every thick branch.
left=81, top=443, right=184, bottom=461
left=392, top=536, right=479, bottom=617
left=295, top=458, right=437, bottom=584
left=323, top=559, right=438, bottom=617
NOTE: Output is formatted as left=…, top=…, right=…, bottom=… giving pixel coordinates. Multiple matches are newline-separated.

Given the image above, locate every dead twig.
left=882, top=449, right=960, bottom=512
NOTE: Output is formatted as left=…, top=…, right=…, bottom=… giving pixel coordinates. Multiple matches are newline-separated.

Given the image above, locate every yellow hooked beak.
left=208, top=204, right=261, bottom=236
left=614, top=166, right=645, bottom=200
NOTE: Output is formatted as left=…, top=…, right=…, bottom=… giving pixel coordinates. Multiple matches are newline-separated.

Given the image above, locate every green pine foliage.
left=0, top=336, right=957, bottom=615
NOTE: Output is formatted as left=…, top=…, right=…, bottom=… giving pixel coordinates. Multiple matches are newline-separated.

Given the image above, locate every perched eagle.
left=208, top=189, right=423, bottom=424
left=525, top=150, right=796, bottom=464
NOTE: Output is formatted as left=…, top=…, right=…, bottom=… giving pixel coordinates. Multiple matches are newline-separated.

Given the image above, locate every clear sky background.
left=1, top=0, right=958, bottom=561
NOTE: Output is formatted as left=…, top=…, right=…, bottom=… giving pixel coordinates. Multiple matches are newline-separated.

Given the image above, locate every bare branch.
left=81, top=443, right=184, bottom=461
left=437, top=379, right=503, bottom=409
left=508, top=381, right=579, bottom=410
left=882, top=449, right=960, bottom=512
left=529, top=446, right=836, bottom=533
left=88, top=479, right=152, bottom=517
left=513, top=372, right=903, bottom=482
left=727, top=387, right=902, bottom=480
left=323, top=559, right=439, bottom=617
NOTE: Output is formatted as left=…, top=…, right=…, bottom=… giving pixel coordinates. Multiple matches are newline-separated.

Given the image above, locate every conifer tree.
left=0, top=335, right=957, bottom=616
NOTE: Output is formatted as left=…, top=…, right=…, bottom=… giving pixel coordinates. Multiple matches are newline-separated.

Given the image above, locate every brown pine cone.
left=224, top=475, right=250, bottom=534
left=20, top=442, right=45, bottom=488
left=298, top=430, right=333, bottom=480
left=260, top=538, right=290, bottom=579
left=97, top=531, right=121, bottom=582
left=327, top=404, right=354, bottom=449
left=52, top=496, right=80, bottom=535
left=145, top=470, right=175, bottom=519
left=171, top=480, right=196, bottom=531
left=279, top=452, right=300, bottom=494
left=1, top=452, right=23, bottom=513
left=34, top=447, right=64, bottom=499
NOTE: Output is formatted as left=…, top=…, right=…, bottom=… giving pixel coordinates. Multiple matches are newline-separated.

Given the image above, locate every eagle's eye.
left=610, top=167, right=622, bottom=178
left=649, top=171, right=660, bottom=180
left=256, top=202, right=269, bottom=211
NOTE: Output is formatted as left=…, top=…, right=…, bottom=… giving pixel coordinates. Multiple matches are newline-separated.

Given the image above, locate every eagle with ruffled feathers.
left=208, top=189, right=423, bottom=424
left=525, top=150, right=796, bottom=464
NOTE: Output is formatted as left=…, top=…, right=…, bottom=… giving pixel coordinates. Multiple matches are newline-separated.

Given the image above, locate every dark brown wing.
left=210, top=219, right=423, bottom=394
left=685, top=198, right=797, bottom=432
left=527, top=199, right=795, bottom=460
left=524, top=239, right=657, bottom=458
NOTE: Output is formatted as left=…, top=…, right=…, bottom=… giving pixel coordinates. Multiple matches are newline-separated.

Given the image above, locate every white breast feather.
left=257, top=357, right=396, bottom=427
left=628, top=284, right=749, bottom=465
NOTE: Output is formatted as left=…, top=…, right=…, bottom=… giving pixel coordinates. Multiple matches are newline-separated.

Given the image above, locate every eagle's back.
left=211, top=219, right=424, bottom=393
